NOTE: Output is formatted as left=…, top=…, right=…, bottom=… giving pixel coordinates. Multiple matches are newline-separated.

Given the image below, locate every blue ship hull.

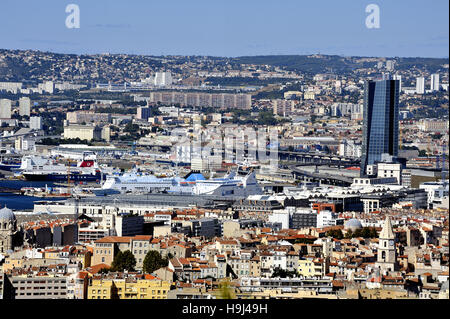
left=0, top=163, right=21, bottom=171
left=23, top=172, right=103, bottom=182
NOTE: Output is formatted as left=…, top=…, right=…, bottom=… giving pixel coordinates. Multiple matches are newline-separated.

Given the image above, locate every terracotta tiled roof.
left=87, top=263, right=110, bottom=274
left=133, top=235, right=152, bottom=241
left=95, top=236, right=132, bottom=244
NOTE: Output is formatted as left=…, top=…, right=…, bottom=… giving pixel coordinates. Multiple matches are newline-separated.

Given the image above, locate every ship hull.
left=0, top=163, right=21, bottom=171
left=23, top=172, right=102, bottom=182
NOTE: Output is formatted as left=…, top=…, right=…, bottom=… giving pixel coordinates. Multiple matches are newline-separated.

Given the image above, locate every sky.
left=0, top=0, right=448, bottom=58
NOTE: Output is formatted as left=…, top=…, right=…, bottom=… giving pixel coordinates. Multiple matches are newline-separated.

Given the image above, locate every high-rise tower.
left=360, top=79, right=399, bottom=176
left=416, top=76, right=425, bottom=94
left=431, top=73, right=440, bottom=92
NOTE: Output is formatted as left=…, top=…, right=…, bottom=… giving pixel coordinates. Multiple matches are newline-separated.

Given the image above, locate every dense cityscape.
left=0, top=48, right=448, bottom=301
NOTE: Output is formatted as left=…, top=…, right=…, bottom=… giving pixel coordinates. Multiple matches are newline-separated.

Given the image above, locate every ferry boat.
left=0, top=157, right=21, bottom=171
left=19, top=155, right=104, bottom=182
left=95, top=169, right=262, bottom=197
left=94, top=172, right=179, bottom=195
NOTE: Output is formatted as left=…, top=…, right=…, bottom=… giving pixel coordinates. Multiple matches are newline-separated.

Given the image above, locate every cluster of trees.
left=101, top=250, right=170, bottom=274
left=118, top=122, right=151, bottom=141
left=271, top=267, right=299, bottom=278
left=232, top=55, right=447, bottom=76
left=142, top=251, right=170, bottom=274
left=257, top=111, right=279, bottom=126
left=232, top=55, right=354, bottom=75
left=412, top=106, right=449, bottom=119
left=205, top=76, right=288, bottom=87
left=110, top=250, right=136, bottom=272
left=253, top=90, right=284, bottom=100
left=95, top=107, right=137, bottom=115
left=40, top=137, right=86, bottom=145
left=11, top=114, right=30, bottom=121
left=40, top=111, right=66, bottom=135
left=216, top=278, right=236, bottom=299
left=325, top=227, right=378, bottom=239
left=395, top=57, right=448, bottom=73
left=401, top=145, right=419, bottom=151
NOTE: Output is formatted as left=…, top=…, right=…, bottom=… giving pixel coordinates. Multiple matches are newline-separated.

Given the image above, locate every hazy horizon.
left=1, top=47, right=449, bottom=60
left=0, top=0, right=448, bottom=58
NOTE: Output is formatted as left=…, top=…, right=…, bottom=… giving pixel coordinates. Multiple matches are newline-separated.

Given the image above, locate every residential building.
left=88, top=275, right=170, bottom=299
left=431, top=73, right=440, bottom=91
left=19, top=97, right=31, bottom=116
left=0, top=99, right=12, bottom=119
left=416, top=77, right=425, bottom=94
left=30, top=116, right=42, bottom=130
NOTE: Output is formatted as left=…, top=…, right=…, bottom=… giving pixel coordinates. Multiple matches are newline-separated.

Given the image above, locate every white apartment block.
left=419, top=119, right=449, bottom=133
left=0, top=82, right=22, bottom=93
left=272, top=99, right=294, bottom=117
left=30, top=116, right=43, bottom=130
left=339, top=139, right=362, bottom=158
left=419, top=182, right=449, bottom=209
left=431, top=74, right=440, bottom=92
left=19, top=97, right=31, bottom=116
left=0, top=99, right=12, bottom=119
left=393, top=74, right=402, bottom=92
left=317, top=211, right=341, bottom=228
left=154, top=72, right=173, bottom=86
left=149, top=91, right=251, bottom=109
left=38, top=81, right=54, bottom=94
left=416, top=77, right=425, bottom=94
left=377, top=162, right=402, bottom=185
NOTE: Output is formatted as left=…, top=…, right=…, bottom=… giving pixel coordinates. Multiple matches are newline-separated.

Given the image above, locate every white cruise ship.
left=95, top=169, right=262, bottom=197
left=97, top=173, right=179, bottom=195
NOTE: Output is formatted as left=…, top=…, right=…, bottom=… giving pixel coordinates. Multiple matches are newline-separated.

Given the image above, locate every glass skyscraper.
left=360, top=79, right=399, bottom=176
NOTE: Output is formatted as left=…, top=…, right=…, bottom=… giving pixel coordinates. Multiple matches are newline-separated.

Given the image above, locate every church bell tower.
left=375, top=216, right=397, bottom=274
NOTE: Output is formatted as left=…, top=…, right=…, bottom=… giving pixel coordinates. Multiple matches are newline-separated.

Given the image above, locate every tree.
left=142, top=250, right=168, bottom=274
left=354, top=227, right=378, bottom=238
left=98, top=267, right=110, bottom=274
left=216, top=278, right=236, bottom=299
left=110, top=250, right=136, bottom=272
left=344, top=229, right=353, bottom=239
left=271, top=267, right=298, bottom=278
left=326, top=229, right=343, bottom=239
left=124, top=122, right=140, bottom=133
left=257, top=111, right=278, bottom=126
left=369, top=227, right=378, bottom=238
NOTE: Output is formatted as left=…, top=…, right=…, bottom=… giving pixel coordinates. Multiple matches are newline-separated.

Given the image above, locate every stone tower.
left=375, top=216, right=397, bottom=274
left=0, top=207, right=17, bottom=254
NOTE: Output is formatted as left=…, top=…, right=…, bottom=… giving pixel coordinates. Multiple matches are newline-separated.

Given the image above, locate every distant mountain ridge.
left=232, top=55, right=449, bottom=75
left=0, top=48, right=448, bottom=82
